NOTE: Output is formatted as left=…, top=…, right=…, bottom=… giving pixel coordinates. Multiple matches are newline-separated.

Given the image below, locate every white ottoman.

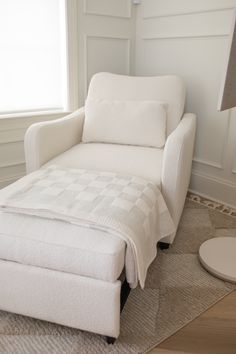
left=0, top=211, right=126, bottom=339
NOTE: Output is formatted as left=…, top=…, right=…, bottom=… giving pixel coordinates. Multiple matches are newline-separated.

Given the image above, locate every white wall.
left=1, top=0, right=236, bottom=208
left=135, top=0, right=236, bottom=207
left=0, top=0, right=135, bottom=188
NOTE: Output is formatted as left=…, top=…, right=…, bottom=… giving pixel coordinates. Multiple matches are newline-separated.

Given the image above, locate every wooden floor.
left=149, top=291, right=236, bottom=354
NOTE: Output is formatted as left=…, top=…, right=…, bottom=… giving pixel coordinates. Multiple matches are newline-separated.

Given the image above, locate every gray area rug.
left=0, top=199, right=236, bottom=354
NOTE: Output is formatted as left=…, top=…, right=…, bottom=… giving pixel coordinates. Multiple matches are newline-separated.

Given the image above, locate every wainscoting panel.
left=0, top=163, right=26, bottom=189
left=135, top=1, right=236, bottom=207
left=84, top=0, right=131, bottom=18
left=85, top=36, right=130, bottom=90
left=142, top=0, right=236, bottom=19
left=0, top=129, right=26, bottom=144
left=77, top=0, right=134, bottom=104
left=0, top=112, right=68, bottom=188
left=0, top=142, right=25, bottom=168
left=142, top=9, right=233, bottom=39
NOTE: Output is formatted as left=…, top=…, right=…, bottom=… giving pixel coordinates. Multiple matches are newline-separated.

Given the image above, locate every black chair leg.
left=105, top=278, right=131, bottom=345
left=106, top=336, right=116, bottom=345
left=158, top=241, right=170, bottom=250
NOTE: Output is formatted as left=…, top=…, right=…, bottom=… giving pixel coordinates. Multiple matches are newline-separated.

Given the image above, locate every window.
left=0, top=0, right=68, bottom=115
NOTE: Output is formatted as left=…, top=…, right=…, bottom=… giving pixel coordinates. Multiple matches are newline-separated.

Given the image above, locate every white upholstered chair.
left=0, top=73, right=196, bottom=341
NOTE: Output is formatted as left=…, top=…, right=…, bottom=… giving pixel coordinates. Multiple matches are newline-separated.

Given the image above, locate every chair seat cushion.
left=0, top=212, right=125, bottom=283
left=45, top=143, right=163, bottom=187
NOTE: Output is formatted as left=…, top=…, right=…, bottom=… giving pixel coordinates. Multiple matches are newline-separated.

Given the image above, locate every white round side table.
left=199, top=237, right=236, bottom=283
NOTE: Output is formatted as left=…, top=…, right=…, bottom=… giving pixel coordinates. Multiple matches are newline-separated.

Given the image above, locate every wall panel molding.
left=141, top=9, right=233, bottom=40
left=0, top=130, right=25, bottom=144
left=142, top=0, right=236, bottom=19
left=84, top=0, right=132, bottom=19
left=193, top=158, right=223, bottom=170
left=192, top=109, right=232, bottom=171
left=84, top=35, right=131, bottom=94
left=142, top=34, right=228, bottom=40
left=143, top=7, right=236, bottom=20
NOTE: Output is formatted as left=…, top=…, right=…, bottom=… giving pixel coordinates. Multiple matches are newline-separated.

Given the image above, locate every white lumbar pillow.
left=82, top=98, right=167, bottom=148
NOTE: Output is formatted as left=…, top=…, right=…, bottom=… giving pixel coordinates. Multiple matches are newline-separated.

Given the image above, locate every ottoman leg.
left=120, top=278, right=131, bottom=312
left=106, top=336, right=116, bottom=345
left=106, top=278, right=131, bottom=345
left=158, top=242, right=170, bottom=250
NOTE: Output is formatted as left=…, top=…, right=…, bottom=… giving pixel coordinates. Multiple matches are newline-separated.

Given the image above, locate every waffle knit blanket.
left=0, top=165, right=175, bottom=288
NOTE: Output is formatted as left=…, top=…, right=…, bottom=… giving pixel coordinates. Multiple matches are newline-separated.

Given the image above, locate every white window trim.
left=0, top=0, right=79, bottom=120
left=0, top=109, right=71, bottom=120
left=65, top=0, right=79, bottom=112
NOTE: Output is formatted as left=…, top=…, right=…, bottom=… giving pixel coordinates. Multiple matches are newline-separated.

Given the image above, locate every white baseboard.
left=190, top=170, right=236, bottom=209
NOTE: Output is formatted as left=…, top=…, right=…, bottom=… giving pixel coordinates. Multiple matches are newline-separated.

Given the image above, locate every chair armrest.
left=162, top=113, right=196, bottom=236
left=24, top=107, right=85, bottom=173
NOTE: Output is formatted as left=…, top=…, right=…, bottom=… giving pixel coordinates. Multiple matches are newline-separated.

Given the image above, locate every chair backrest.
left=87, top=72, right=186, bottom=137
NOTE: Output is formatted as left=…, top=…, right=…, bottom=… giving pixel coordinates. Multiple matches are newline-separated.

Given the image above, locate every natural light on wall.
left=0, top=0, right=67, bottom=115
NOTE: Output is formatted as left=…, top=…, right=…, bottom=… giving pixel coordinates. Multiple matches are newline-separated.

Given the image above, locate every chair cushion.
left=45, top=143, right=163, bottom=187
left=82, top=98, right=167, bottom=148
left=87, top=72, right=186, bottom=136
left=0, top=212, right=125, bottom=283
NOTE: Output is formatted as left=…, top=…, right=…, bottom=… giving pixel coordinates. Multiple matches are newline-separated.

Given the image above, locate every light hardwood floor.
left=149, top=291, right=236, bottom=354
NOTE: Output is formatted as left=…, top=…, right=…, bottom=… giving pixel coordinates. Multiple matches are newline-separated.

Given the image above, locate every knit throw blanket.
left=0, top=165, right=175, bottom=288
